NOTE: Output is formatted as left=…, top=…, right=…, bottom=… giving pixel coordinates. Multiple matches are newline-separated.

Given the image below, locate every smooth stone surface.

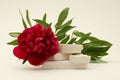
left=43, top=61, right=89, bottom=69
left=48, top=53, right=69, bottom=61
left=53, top=53, right=69, bottom=60
left=69, top=54, right=91, bottom=64
left=60, top=44, right=83, bottom=53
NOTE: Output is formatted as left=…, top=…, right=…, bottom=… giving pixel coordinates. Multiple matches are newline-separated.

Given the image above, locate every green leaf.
left=55, top=25, right=74, bottom=42
left=73, top=30, right=85, bottom=37
left=89, top=36, right=99, bottom=42
left=97, top=52, right=108, bottom=56
left=90, top=57, right=107, bottom=63
left=82, top=40, right=112, bottom=56
left=60, top=35, right=70, bottom=44
left=82, top=51, right=108, bottom=57
left=19, top=10, right=27, bottom=29
left=56, top=7, right=69, bottom=27
left=22, top=18, right=27, bottom=29
left=62, top=19, right=73, bottom=27
left=26, top=9, right=32, bottom=27
left=9, top=32, right=21, bottom=38
left=33, top=19, right=51, bottom=28
left=56, top=26, right=75, bottom=35
left=57, top=33, right=66, bottom=41
left=56, top=19, right=73, bottom=30
left=7, top=39, right=18, bottom=45
left=75, top=32, right=91, bottom=44
left=42, top=13, right=47, bottom=22
left=68, top=37, right=77, bottom=44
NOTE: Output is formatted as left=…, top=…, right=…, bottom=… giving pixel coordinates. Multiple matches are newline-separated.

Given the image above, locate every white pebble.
left=43, top=61, right=89, bottom=69
left=60, top=44, right=83, bottom=53
left=69, top=54, right=91, bottom=64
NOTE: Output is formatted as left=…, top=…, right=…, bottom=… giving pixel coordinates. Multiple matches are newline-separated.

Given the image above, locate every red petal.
left=13, top=46, right=28, bottom=59
left=28, top=54, right=49, bottom=66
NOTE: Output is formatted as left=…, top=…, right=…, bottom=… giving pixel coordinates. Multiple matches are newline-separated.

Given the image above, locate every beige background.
left=0, top=0, right=120, bottom=80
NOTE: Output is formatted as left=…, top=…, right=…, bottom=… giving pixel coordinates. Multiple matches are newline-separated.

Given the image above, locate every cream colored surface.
left=60, top=44, right=83, bottom=53
left=0, top=0, right=120, bottom=80
left=52, top=53, right=69, bottom=60
left=43, top=60, right=89, bottom=69
left=69, top=54, right=91, bottom=64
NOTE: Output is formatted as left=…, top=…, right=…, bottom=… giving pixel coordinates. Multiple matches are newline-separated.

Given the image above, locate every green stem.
left=91, top=57, right=107, bottom=63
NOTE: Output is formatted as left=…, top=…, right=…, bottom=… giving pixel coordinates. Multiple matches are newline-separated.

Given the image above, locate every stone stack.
left=42, top=44, right=91, bottom=69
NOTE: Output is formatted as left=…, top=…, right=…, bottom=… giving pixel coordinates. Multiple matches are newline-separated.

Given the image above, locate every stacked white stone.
left=60, top=44, right=83, bottom=53
left=43, top=60, right=89, bottom=69
left=43, top=44, right=90, bottom=69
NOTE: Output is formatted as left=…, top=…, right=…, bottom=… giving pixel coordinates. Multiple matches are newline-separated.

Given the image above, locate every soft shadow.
left=16, top=66, right=90, bottom=71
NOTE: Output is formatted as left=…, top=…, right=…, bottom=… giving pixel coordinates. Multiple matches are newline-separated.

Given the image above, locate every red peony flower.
left=13, top=24, right=59, bottom=66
